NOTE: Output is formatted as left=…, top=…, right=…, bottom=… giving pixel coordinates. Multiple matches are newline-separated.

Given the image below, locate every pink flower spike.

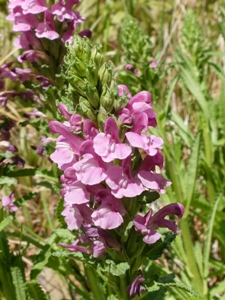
left=126, top=132, right=163, bottom=156
left=93, top=117, right=131, bottom=162
left=2, top=193, right=18, bottom=212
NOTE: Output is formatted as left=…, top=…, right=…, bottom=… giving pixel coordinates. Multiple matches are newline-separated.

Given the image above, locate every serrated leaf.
left=142, top=287, right=167, bottom=300
left=14, top=192, right=37, bottom=207
left=157, top=281, right=201, bottom=298
left=56, top=198, right=67, bottom=227
left=105, top=260, right=130, bottom=276
left=54, top=228, right=75, bottom=241
left=11, top=266, right=27, bottom=300
left=0, top=176, right=18, bottom=186
left=26, top=280, right=50, bottom=300
left=0, top=216, right=13, bottom=232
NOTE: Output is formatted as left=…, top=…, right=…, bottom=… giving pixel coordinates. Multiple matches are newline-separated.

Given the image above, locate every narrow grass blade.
left=203, top=194, right=223, bottom=291
left=184, top=132, right=202, bottom=217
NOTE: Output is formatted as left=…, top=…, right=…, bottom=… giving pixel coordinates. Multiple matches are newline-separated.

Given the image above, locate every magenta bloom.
left=91, top=190, right=126, bottom=229
left=93, top=117, right=131, bottom=162
left=106, top=156, right=144, bottom=199
left=126, top=132, right=163, bottom=156
left=73, top=153, right=107, bottom=185
left=35, top=10, right=59, bottom=40
left=127, top=274, right=146, bottom=298
left=60, top=239, right=92, bottom=255
left=62, top=203, right=92, bottom=230
left=21, top=0, right=48, bottom=14
left=50, top=136, right=77, bottom=170
left=1, top=193, right=18, bottom=213
left=133, top=203, right=184, bottom=244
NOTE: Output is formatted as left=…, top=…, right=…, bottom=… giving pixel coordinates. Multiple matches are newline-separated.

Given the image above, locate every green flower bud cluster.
left=62, top=35, right=121, bottom=129
left=120, top=15, right=153, bottom=65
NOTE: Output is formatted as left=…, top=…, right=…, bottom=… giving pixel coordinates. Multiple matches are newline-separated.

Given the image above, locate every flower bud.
left=91, top=45, right=103, bottom=70
left=99, top=84, right=114, bottom=113
left=97, top=105, right=108, bottom=131
left=98, top=62, right=113, bottom=88
left=86, top=64, right=98, bottom=87
left=85, top=83, right=100, bottom=108
left=76, top=96, right=97, bottom=122
left=73, top=57, right=87, bottom=77
left=67, top=75, right=87, bottom=97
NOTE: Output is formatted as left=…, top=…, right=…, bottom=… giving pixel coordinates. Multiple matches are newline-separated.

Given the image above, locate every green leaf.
left=0, top=216, right=13, bottom=232
left=146, top=234, right=176, bottom=260
left=54, top=228, right=75, bottom=241
left=203, top=194, right=222, bottom=279
left=30, top=232, right=58, bottom=280
left=0, top=176, right=18, bottom=186
left=157, top=281, right=201, bottom=298
left=26, top=280, right=50, bottom=300
left=14, top=192, right=37, bottom=207
left=11, top=266, right=27, bottom=300
left=184, top=132, right=202, bottom=217
left=105, top=260, right=130, bottom=276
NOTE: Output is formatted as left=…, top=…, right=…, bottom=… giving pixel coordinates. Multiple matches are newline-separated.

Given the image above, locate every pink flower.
left=49, top=120, right=83, bottom=155
left=117, top=84, right=132, bottom=98
left=50, top=136, right=77, bottom=170
left=117, top=90, right=157, bottom=131
left=9, top=7, right=40, bottom=32
left=126, top=132, right=163, bottom=156
left=62, top=203, right=92, bottom=230
left=91, top=190, right=126, bottom=229
left=14, top=31, right=42, bottom=49
left=63, top=180, right=90, bottom=205
left=73, top=153, right=107, bottom=185
left=21, top=0, right=48, bottom=14
left=1, top=193, right=18, bottom=212
left=93, top=117, right=131, bottom=162
left=35, top=10, right=59, bottom=40
left=60, top=239, right=92, bottom=255
left=106, top=156, right=144, bottom=199
left=133, top=203, right=184, bottom=244
left=137, top=171, right=171, bottom=194
left=150, top=60, right=157, bottom=69
left=127, top=275, right=146, bottom=298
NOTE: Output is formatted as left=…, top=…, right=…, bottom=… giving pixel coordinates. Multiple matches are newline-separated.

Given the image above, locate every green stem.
left=119, top=275, right=129, bottom=300
left=85, top=265, right=105, bottom=300
left=203, top=123, right=215, bottom=204
left=180, top=218, right=204, bottom=298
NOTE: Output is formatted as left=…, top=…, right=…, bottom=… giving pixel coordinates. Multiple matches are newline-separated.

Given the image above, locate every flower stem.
left=85, top=265, right=105, bottom=300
